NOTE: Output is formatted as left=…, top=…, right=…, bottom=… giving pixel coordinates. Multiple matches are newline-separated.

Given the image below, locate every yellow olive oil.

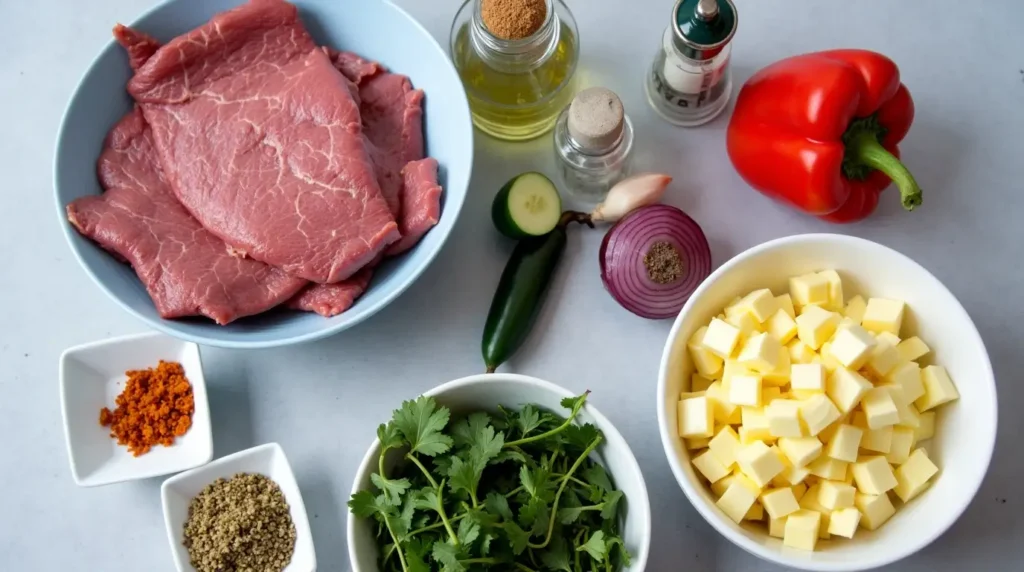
left=451, top=20, right=579, bottom=141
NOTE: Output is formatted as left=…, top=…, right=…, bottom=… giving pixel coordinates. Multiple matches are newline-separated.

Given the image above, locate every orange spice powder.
left=99, top=360, right=195, bottom=456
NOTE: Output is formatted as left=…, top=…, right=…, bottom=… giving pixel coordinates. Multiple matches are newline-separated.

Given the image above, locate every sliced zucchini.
left=491, top=172, right=562, bottom=239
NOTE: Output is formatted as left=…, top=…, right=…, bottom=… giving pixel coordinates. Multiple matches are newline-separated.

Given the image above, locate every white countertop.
left=2, top=0, right=1022, bottom=570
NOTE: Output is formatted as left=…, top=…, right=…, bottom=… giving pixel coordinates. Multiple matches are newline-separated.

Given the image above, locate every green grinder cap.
left=672, top=0, right=738, bottom=61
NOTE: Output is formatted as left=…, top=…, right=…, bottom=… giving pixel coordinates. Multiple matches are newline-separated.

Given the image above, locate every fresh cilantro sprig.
left=348, top=391, right=633, bottom=572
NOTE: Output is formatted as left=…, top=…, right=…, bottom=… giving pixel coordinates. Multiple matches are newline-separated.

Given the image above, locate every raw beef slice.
left=67, top=109, right=307, bottom=324
left=287, top=266, right=374, bottom=317
left=125, top=0, right=398, bottom=284
left=389, top=159, right=443, bottom=254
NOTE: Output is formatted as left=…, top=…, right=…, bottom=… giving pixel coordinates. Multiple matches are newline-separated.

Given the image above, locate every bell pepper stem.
left=846, top=132, right=923, bottom=211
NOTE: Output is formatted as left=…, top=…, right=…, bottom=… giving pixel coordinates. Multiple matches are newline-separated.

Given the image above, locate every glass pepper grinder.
left=645, top=0, right=738, bottom=127
left=553, top=87, right=635, bottom=206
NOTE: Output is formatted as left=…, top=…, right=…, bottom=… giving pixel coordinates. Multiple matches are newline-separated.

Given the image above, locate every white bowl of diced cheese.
left=656, top=233, right=997, bottom=571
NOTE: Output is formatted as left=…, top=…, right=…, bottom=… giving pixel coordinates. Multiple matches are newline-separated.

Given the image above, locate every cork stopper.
left=567, top=87, right=625, bottom=152
left=481, top=0, right=547, bottom=40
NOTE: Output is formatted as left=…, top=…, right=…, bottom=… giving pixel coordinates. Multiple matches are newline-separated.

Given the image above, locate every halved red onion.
left=599, top=204, right=711, bottom=319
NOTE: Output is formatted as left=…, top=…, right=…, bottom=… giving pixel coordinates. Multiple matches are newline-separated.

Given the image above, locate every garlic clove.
left=590, top=173, right=673, bottom=223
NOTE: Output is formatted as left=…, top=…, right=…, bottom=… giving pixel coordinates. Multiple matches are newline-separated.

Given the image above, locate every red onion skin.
left=599, top=205, right=712, bottom=319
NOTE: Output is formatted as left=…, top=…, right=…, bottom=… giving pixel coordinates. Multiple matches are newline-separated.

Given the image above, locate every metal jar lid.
left=671, top=0, right=738, bottom=61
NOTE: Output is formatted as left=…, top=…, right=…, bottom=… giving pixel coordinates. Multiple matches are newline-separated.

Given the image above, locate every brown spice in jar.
left=643, top=241, right=685, bottom=284
left=99, top=360, right=194, bottom=456
left=482, top=0, right=547, bottom=40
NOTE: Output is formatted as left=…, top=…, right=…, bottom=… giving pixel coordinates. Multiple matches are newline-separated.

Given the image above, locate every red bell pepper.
left=726, top=49, right=921, bottom=223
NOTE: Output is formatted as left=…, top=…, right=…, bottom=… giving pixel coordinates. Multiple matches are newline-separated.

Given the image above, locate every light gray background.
left=2, top=0, right=1021, bottom=570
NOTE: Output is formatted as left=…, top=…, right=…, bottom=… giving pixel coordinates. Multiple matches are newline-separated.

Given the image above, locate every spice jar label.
left=651, top=54, right=731, bottom=110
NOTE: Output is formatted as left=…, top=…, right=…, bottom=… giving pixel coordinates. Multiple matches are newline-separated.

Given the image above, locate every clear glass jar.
left=449, top=0, right=580, bottom=141
left=553, top=89, right=635, bottom=206
left=645, top=0, right=737, bottom=127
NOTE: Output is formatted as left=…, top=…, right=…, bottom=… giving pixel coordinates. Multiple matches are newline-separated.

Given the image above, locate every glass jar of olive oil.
left=449, top=0, right=580, bottom=142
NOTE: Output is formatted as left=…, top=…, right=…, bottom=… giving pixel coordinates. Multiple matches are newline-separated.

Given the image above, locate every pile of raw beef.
left=66, top=0, right=443, bottom=325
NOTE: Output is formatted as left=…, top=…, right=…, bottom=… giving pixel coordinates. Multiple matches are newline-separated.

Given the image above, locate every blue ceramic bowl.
left=54, top=0, right=473, bottom=348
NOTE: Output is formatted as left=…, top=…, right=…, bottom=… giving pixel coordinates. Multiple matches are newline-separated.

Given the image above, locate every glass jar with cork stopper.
left=449, top=0, right=580, bottom=141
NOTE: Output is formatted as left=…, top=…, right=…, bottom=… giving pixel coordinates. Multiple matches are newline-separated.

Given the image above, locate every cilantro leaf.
left=576, top=530, right=608, bottom=562
left=562, top=423, right=601, bottom=451
left=518, top=496, right=550, bottom=536
left=432, top=455, right=454, bottom=476
left=582, top=463, right=614, bottom=494
left=431, top=541, right=466, bottom=572
left=452, top=412, right=491, bottom=449
left=470, top=426, right=504, bottom=465
left=371, top=473, right=411, bottom=506
left=447, top=456, right=485, bottom=501
left=490, top=449, right=527, bottom=466
left=348, top=489, right=385, bottom=519
left=480, top=532, right=496, bottom=556
left=559, top=392, right=589, bottom=416
left=600, top=490, right=624, bottom=520
left=395, top=490, right=420, bottom=540
left=413, top=487, right=441, bottom=513
left=484, top=492, right=513, bottom=521
left=516, top=404, right=542, bottom=437
left=520, top=464, right=554, bottom=502
left=405, top=538, right=432, bottom=572
left=604, top=534, right=632, bottom=567
left=539, top=535, right=572, bottom=572
left=392, top=396, right=454, bottom=457
left=556, top=505, right=584, bottom=525
left=377, top=422, right=404, bottom=450
left=457, top=515, right=481, bottom=547
left=504, top=521, right=531, bottom=555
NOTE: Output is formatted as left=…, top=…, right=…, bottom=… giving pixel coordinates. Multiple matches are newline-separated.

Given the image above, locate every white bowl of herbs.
left=347, top=373, right=651, bottom=572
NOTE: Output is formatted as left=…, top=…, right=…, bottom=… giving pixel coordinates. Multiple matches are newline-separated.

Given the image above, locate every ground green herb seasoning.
left=183, top=472, right=297, bottom=572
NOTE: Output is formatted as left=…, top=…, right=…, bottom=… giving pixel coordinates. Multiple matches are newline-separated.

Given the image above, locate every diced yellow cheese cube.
left=795, top=305, right=840, bottom=350
left=825, top=424, right=863, bottom=462
left=914, top=411, right=936, bottom=442
left=796, top=488, right=832, bottom=540
left=777, top=463, right=811, bottom=488
left=739, top=426, right=774, bottom=445
left=729, top=373, right=763, bottom=407
left=829, top=324, right=877, bottom=370
left=692, top=450, right=731, bottom=483
left=883, top=385, right=920, bottom=429
left=711, top=474, right=736, bottom=497
left=765, top=309, right=798, bottom=345
left=866, top=341, right=902, bottom=377
left=790, top=363, right=826, bottom=392
left=807, top=457, right=849, bottom=481
left=855, top=493, right=895, bottom=530
left=887, top=426, right=915, bottom=465
left=691, top=373, right=713, bottom=392
left=716, top=474, right=761, bottom=523
left=853, top=412, right=893, bottom=453
left=826, top=368, right=873, bottom=414
left=734, top=288, right=779, bottom=323
left=844, top=295, right=867, bottom=325
left=788, top=339, right=817, bottom=364
left=862, top=388, right=901, bottom=429
left=745, top=502, right=765, bottom=521
left=727, top=406, right=743, bottom=425
left=708, top=425, right=742, bottom=469
left=876, top=331, right=902, bottom=347
left=851, top=456, right=898, bottom=495
left=766, top=399, right=803, bottom=438
left=736, top=333, right=783, bottom=374
left=829, top=507, right=862, bottom=538
left=816, top=413, right=847, bottom=443
left=792, top=482, right=808, bottom=500
left=817, top=342, right=844, bottom=372
left=778, top=436, right=822, bottom=468
left=817, top=270, right=845, bottom=311
left=726, top=310, right=763, bottom=345
left=897, top=336, right=931, bottom=363
left=789, top=273, right=831, bottom=307
left=894, top=448, right=939, bottom=502
left=736, top=441, right=785, bottom=488
left=783, top=510, right=821, bottom=551
left=760, top=487, right=801, bottom=519
left=688, top=326, right=724, bottom=378
left=915, top=365, right=960, bottom=412
left=769, top=516, right=787, bottom=538
left=680, top=390, right=706, bottom=400
left=703, top=318, right=742, bottom=359
left=887, top=361, right=925, bottom=403
left=678, top=396, right=714, bottom=438
left=686, top=437, right=710, bottom=450
left=763, top=386, right=783, bottom=404
left=817, top=480, right=856, bottom=510
left=862, top=298, right=905, bottom=335
left=799, top=394, right=841, bottom=437
left=706, top=381, right=739, bottom=425
left=762, top=350, right=792, bottom=387
left=775, top=294, right=796, bottom=319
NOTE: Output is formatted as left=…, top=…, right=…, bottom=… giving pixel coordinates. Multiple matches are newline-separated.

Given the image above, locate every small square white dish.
left=161, top=443, right=316, bottom=572
left=60, top=331, right=213, bottom=487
